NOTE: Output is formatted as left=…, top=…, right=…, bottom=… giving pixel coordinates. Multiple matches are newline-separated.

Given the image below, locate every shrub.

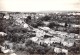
left=40, top=15, right=51, bottom=21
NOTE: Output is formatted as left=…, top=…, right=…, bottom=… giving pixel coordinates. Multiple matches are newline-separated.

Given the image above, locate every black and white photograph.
left=0, top=0, right=80, bottom=55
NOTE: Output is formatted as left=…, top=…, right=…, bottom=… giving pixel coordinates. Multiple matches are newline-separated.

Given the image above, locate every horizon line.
left=0, top=10, right=80, bottom=13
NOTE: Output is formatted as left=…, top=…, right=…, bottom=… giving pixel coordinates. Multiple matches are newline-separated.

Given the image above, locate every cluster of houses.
left=0, top=32, right=17, bottom=55
left=30, top=26, right=80, bottom=47
left=29, top=26, right=80, bottom=55
left=0, top=12, right=80, bottom=55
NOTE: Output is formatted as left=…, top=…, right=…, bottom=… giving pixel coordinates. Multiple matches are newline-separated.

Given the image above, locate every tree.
left=0, top=13, right=5, bottom=32
left=40, top=15, right=51, bottom=21
left=25, top=16, right=31, bottom=23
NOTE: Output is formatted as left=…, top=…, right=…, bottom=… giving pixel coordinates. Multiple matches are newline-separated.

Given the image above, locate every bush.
left=30, top=20, right=44, bottom=28
left=40, top=15, right=51, bottom=21
left=47, top=22, right=60, bottom=28
left=25, top=16, right=31, bottom=23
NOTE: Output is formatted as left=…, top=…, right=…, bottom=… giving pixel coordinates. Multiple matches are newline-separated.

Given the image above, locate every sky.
left=0, top=0, right=80, bottom=12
